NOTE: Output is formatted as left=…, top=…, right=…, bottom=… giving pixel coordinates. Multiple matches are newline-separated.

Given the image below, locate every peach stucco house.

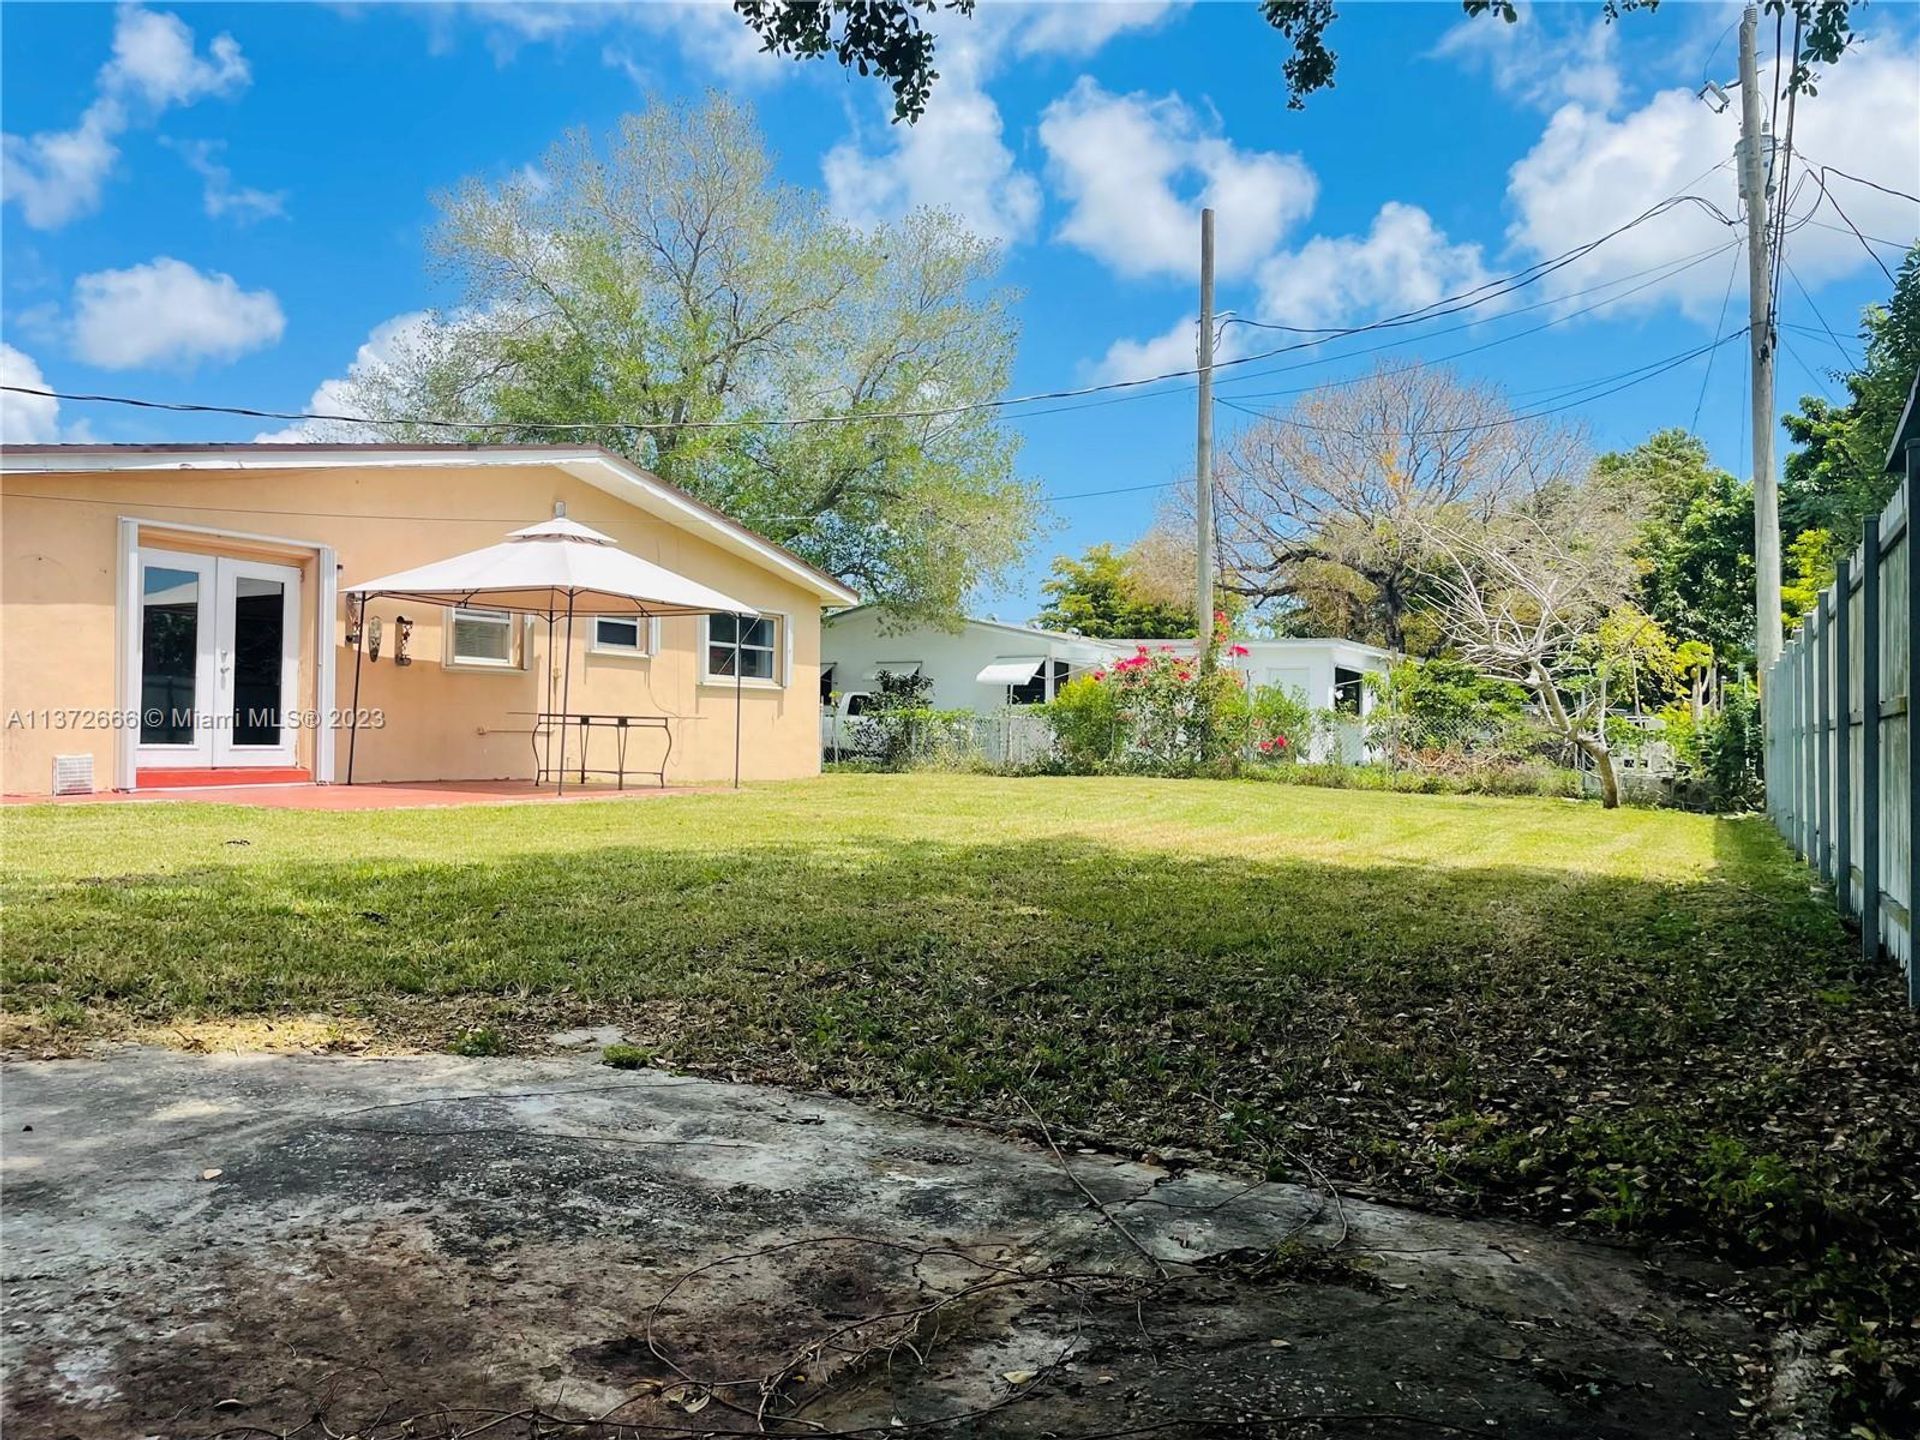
left=0, top=444, right=858, bottom=797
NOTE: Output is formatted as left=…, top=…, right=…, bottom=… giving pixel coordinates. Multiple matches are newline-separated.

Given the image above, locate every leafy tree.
left=1378, top=656, right=1531, bottom=748
left=1782, top=244, right=1920, bottom=544
left=733, top=0, right=1860, bottom=119
left=1035, top=542, right=1197, bottom=639
left=1596, top=430, right=1756, bottom=668
left=339, top=94, right=1037, bottom=626
left=733, top=0, right=972, bottom=123
left=1781, top=526, right=1836, bottom=619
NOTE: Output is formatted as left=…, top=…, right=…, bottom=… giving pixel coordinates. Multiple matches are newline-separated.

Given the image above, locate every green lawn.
left=4, top=774, right=1917, bottom=1423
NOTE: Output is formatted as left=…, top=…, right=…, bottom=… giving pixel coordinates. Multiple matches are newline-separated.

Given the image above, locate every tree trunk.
left=1578, top=733, right=1622, bottom=809
left=1531, top=662, right=1621, bottom=809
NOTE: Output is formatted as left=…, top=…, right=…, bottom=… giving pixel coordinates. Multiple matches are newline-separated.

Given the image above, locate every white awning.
left=345, top=517, right=758, bottom=618
left=977, top=657, right=1045, bottom=685
left=866, top=660, right=922, bottom=679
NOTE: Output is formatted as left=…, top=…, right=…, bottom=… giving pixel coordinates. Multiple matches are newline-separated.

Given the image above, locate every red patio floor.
left=3, top=780, right=726, bottom=811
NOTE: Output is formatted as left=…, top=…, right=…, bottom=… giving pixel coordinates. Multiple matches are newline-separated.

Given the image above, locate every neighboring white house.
left=822, top=609, right=1399, bottom=760
left=820, top=607, right=1116, bottom=713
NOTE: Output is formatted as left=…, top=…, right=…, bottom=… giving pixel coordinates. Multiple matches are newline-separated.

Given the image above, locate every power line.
left=1212, top=240, right=1740, bottom=403
left=1217, top=195, right=1734, bottom=338
left=1050, top=331, right=1748, bottom=503
left=5, top=196, right=1740, bottom=443
left=1695, top=243, right=1745, bottom=432
left=1818, top=165, right=1920, bottom=207
left=1218, top=331, right=1747, bottom=439
left=1781, top=255, right=1857, bottom=367
left=1778, top=332, right=1835, bottom=401
left=1806, top=168, right=1900, bottom=286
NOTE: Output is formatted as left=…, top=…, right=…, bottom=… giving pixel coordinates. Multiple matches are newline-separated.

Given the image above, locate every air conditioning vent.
left=52, top=754, right=94, bottom=796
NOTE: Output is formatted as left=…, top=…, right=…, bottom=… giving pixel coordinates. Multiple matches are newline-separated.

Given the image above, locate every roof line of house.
left=825, top=606, right=1403, bottom=661
left=0, top=442, right=859, bottom=605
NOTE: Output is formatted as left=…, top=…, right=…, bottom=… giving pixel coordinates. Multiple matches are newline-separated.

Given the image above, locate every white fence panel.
left=1765, top=468, right=1916, bottom=1004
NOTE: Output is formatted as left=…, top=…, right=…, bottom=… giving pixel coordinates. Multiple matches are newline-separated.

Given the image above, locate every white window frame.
left=700, top=611, right=787, bottom=689
left=589, top=614, right=659, bottom=658
left=444, top=606, right=520, bottom=671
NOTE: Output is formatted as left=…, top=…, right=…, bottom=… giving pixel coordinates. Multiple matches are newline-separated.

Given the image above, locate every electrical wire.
left=1765, top=10, right=1803, bottom=345
left=1694, top=243, right=1745, bottom=432
left=1218, top=331, right=1746, bottom=438
left=1778, top=332, right=1835, bottom=401
left=1217, top=196, right=1734, bottom=338
left=5, top=196, right=1741, bottom=442
left=1818, top=165, right=1920, bottom=207
left=1048, top=330, right=1749, bottom=502
left=1805, top=169, right=1901, bottom=286
left=1215, top=240, right=1740, bottom=405
left=1781, top=255, right=1858, bottom=366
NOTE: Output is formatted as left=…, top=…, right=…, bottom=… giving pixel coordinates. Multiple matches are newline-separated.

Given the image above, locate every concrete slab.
left=1, top=1050, right=1752, bottom=1437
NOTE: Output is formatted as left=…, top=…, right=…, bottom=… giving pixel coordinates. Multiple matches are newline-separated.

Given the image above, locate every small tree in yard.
left=1416, top=490, right=1642, bottom=809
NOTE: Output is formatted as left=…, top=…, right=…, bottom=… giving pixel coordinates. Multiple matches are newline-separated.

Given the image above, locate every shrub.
left=849, top=706, right=980, bottom=769
left=1251, top=759, right=1583, bottom=800
left=1699, top=682, right=1765, bottom=811
left=1044, top=674, right=1125, bottom=770
left=1040, top=612, right=1311, bottom=776
left=843, top=667, right=983, bottom=770
left=1376, top=657, right=1531, bottom=751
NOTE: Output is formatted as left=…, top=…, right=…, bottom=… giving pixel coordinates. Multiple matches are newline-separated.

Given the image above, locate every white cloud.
left=165, top=138, right=285, bottom=222
left=435, top=1, right=781, bottom=81
left=1038, top=78, right=1316, bottom=282
left=253, top=311, right=438, bottom=443
left=824, top=76, right=1042, bottom=243
left=1256, top=202, right=1493, bottom=330
left=2, top=5, right=251, bottom=229
left=1003, top=0, right=1186, bottom=59
left=70, top=257, right=285, bottom=370
left=105, top=3, right=249, bottom=106
left=1504, top=30, right=1920, bottom=318
left=0, top=343, right=63, bottom=444
left=1430, top=3, right=1620, bottom=112
left=821, top=3, right=1185, bottom=245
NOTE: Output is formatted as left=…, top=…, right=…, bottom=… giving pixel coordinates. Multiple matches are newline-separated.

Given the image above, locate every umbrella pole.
left=543, top=612, right=556, bottom=784
left=345, top=599, right=367, bottom=786
left=556, top=593, right=575, bottom=797
left=733, top=611, right=743, bottom=790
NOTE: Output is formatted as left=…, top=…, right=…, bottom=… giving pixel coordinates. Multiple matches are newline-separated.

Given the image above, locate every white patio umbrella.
left=343, top=517, right=760, bottom=792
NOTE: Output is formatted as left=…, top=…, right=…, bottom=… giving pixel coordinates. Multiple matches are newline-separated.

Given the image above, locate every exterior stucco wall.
left=0, top=461, right=831, bottom=794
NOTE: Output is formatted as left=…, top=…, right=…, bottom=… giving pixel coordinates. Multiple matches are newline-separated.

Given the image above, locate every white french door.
left=134, top=550, right=301, bottom=769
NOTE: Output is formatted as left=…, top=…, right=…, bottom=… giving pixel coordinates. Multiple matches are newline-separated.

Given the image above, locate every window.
left=591, top=615, right=653, bottom=656
left=1333, top=666, right=1364, bottom=715
left=1009, top=660, right=1068, bottom=706
left=819, top=663, right=836, bottom=707
left=448, top=607, right=515, bottom=667
left=705, top=613, right=779, bottom=684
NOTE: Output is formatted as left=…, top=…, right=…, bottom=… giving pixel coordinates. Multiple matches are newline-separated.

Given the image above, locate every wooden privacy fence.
left=1764, top=446, right=1920, bottom=1006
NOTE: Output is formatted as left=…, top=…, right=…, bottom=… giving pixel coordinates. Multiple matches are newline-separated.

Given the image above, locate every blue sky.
left=4, top=1, right=1917, bottom=619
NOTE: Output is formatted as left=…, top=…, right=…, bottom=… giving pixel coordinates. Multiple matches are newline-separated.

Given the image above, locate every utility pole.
left=1195, top=206, right=1216, bottom=655
left=1737, top=3, right=1782, bottom=674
